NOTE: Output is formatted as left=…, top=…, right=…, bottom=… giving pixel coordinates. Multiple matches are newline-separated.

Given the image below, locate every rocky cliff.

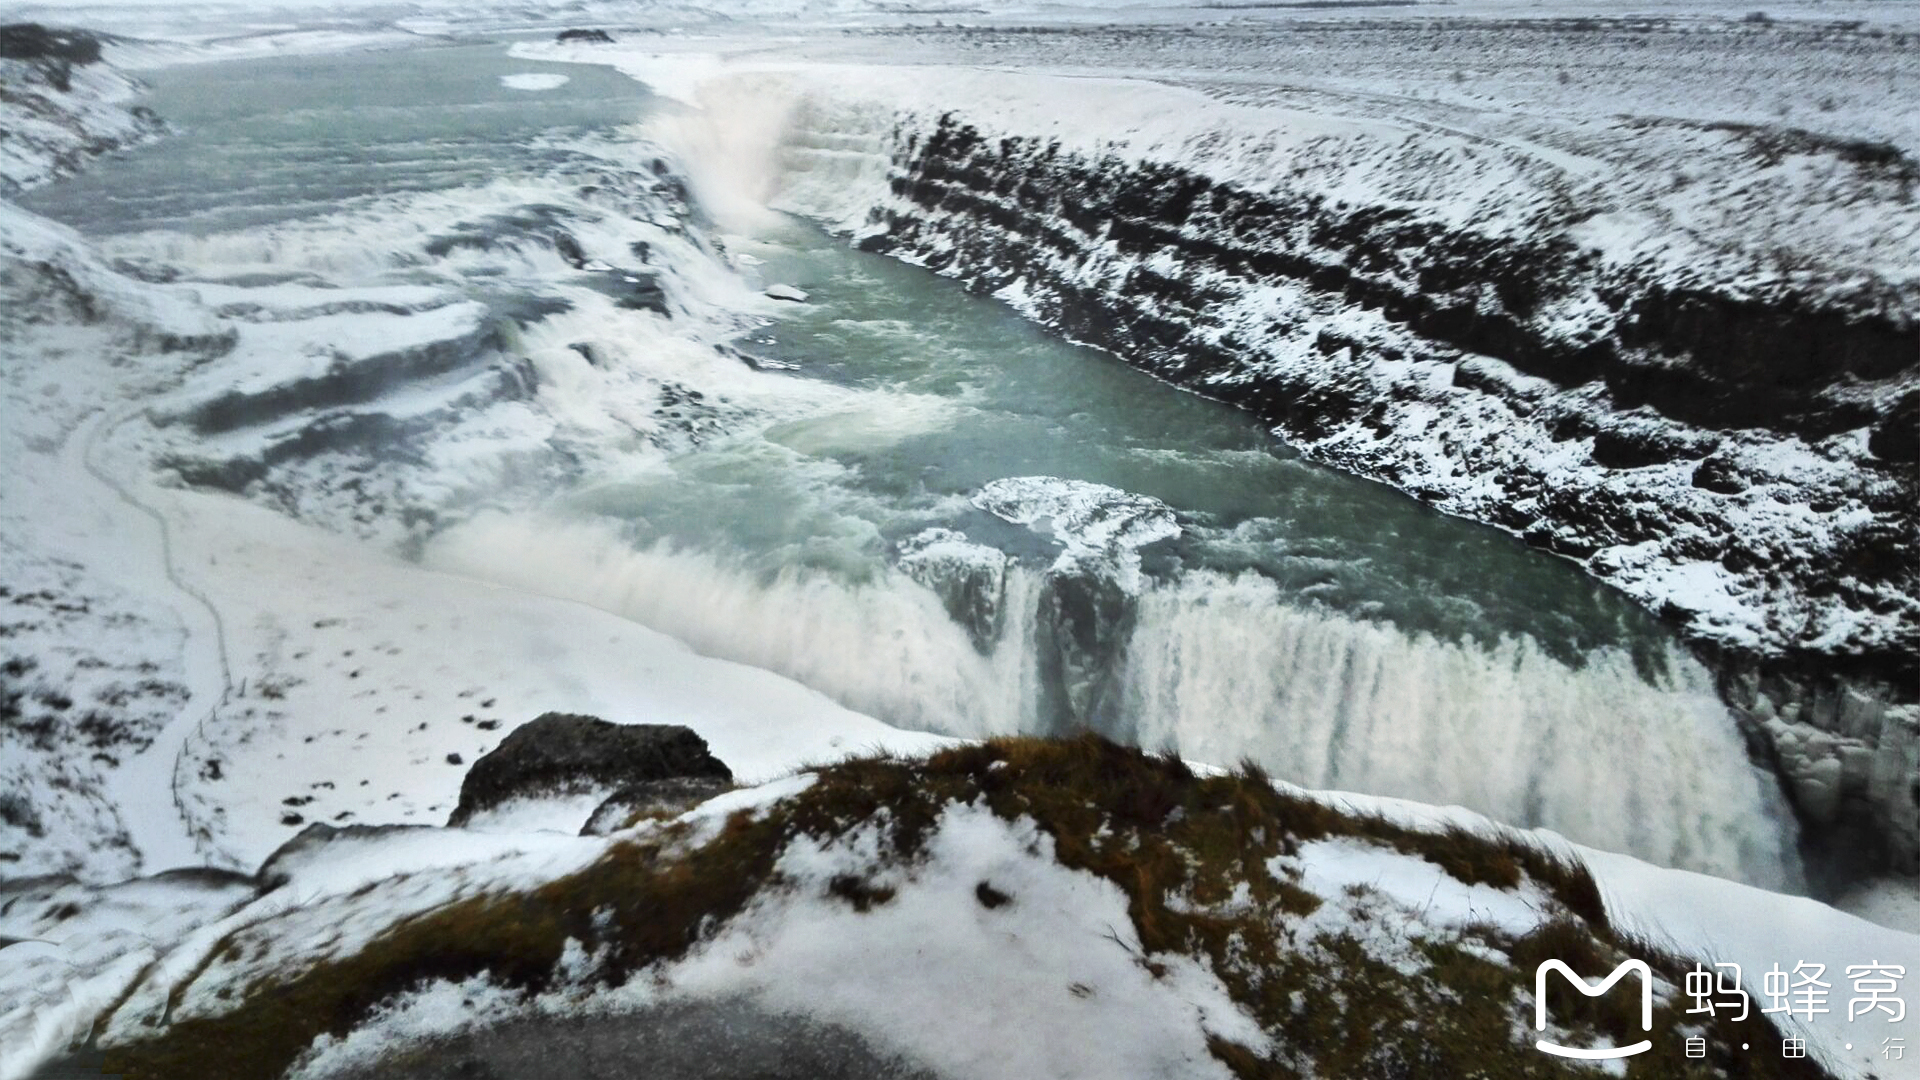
left=0, top=25, right=161, bottom=193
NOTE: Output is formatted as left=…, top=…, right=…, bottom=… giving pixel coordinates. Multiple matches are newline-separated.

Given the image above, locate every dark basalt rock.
left=0, top=791, right=42, bottom=837
left=0, top=24, right=102, bottom=66
left=895, top=529, right=1009, bottom=654
left=1868, top=393, right=1918, bottom=463
left=1589, top=425, right=1719, bottom=469
left=146, top=866, right=258, bottom=890
left=552, top=230, right=588, bottom=269
left=449, top=713, right=731, bottom=827
left=580, top=776, right=734, bottom=836
left=618, top=271, right=669, bottom=316
left=555, top=28, right=615, bottom=44
left=1691, top=455, right=1751, bottom=495
left=1035, top=567, right=1135, bottom=731
left=885, top=115, right=1915, bottom=445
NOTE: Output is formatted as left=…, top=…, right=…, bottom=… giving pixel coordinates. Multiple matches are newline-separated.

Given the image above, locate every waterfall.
left=1112, top=570, right=1799, bottom=888
left=427, top=512, right=1800, bottom=888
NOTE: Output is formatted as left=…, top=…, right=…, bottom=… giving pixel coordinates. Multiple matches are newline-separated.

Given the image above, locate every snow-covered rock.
left=22, top=737, right=1908, bottom=1080
left=895, top=527, right=1011, bottom=653
left=0, top=25, right=163, bottom=194
left=973, top=476, right=1180, bottom=590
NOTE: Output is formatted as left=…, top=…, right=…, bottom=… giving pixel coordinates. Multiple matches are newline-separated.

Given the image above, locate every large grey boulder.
left=448, top=713, right=730, bottom=828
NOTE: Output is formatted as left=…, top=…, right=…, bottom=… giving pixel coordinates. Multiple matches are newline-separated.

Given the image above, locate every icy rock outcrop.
left=895, top=527, right=1011, bottom=653
left=970, top=478, right=1180, bottom=726
left=897, top=481, right=1180, bottom=728
left=972, top=476, right=1179, bottom=589
left=447, top=713, right=732, bottom=827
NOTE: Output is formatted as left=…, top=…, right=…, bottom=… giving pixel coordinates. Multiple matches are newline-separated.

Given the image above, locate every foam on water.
left=427, top=513, right=1047, bottom=739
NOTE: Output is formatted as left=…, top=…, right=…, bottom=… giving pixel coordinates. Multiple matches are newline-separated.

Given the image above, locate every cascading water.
left=1111, top=572, right=1792, bottom=885
left=427, top=503, right=1800, bottom=889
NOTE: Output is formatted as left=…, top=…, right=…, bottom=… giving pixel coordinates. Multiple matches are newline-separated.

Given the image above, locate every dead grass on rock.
left=97, top=735, right=1836, bottom=1080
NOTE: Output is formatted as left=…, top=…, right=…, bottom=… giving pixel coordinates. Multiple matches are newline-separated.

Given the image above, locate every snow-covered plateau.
left=2, top=7, right=1918, bottom=1079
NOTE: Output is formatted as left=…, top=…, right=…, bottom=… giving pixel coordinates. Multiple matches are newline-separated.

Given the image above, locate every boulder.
left=448, top=713, right=730, bottom=827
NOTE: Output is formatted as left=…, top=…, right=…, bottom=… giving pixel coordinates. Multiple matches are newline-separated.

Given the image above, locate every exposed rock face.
left=822, top=113, right=1917, bottom=875
left=964, top=478, right=1181, bottom=728
left=0, top=24, right=102, bottom=66
left=895, top=527, right=1010, bottom=653
left=448, top=713, right=731, bottom=827
left=0, top=26, right=161, bottom=194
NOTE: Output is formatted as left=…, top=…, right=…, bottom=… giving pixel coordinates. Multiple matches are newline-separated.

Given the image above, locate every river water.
left=20, top=41, right=1801, bottom=886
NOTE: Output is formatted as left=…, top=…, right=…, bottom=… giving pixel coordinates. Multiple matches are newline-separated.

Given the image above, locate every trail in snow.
left=71, top=408, right=233, bottom=874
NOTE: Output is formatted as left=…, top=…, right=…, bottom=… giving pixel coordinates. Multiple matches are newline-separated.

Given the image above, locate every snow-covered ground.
left=0, top=34, right=948, bottom=878
left=0, top=35, right=161, bottom=194
left=0, top=194, right=951, bottom=875
left=140, top=487, right=954, bottom=870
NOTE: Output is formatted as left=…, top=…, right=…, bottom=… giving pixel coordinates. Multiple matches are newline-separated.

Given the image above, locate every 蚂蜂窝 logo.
left=1534, top=959, right=1654, bottom=1060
